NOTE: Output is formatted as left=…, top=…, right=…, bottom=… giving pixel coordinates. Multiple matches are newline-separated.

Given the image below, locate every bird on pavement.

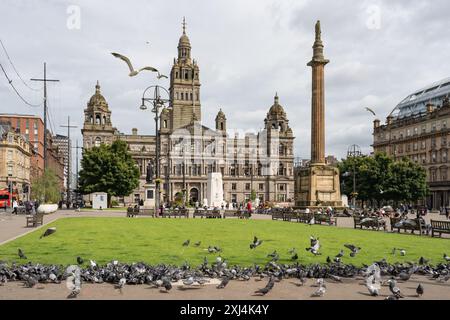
left=385, top=295, right=399, bottom=300
left=39, top=227, right=56, bottom=239
left=18, top=248, right=27, bottom=259
left=66, top=265, right=81, bottom=299
left=115, top=277, right=126, bottom=294
left=311, top=282, right=327, bottom=297
left=254, top=277, right=275, bottom=296
left=161, top=277, right=172, bottom=292
left=111, top=52, right=159, bottom=77
left=216, top=277, right=230, bottom=289
left=23, top=275, right=38, bottom=288
left=388, top=279, right=403, bottom=298
left=416, top=284, right=424, bottom=297
left=182, top=276, right=195, bottom=286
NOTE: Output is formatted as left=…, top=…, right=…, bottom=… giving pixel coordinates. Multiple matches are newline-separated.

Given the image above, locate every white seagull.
left=111, top=52, right=159, bottom=77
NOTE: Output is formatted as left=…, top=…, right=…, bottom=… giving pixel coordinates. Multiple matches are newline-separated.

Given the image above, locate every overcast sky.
left=1, top=0, right=450, bottom=168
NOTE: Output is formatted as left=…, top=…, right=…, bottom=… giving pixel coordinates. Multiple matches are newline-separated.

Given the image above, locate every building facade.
left=53, top=134, right=71, bottom=192
left=0, top=123, right=32, bottom=201
left=0, top=114, right=65, bottom=189
left=82, top=21, right=295, bottom=206
left=372, top=77, right=450, bottom=209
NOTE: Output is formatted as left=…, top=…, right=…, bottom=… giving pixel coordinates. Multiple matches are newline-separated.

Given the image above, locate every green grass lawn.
left=80, top=207, right=126, bottom=212
left=0, top=217, right=448, bottom=267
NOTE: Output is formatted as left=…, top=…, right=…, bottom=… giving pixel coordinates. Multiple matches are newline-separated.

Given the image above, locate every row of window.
left=174, top=91, right=199, bottom=101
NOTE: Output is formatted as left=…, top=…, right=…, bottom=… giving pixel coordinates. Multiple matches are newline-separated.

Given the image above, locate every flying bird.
left=111, top=52, right=158, bottom=77
left=250, top=236, right=263, bottom=249
left=305, top=236, right=321, bottom=255
left=40, top=227, right=56, bottom=239
left=344, top=244, right=361, bottom=257
left=157, top=72, right=168, bottom=79
left=365, top=107, right=376, bottom=116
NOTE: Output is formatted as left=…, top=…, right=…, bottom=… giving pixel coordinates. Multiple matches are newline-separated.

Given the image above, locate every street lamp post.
left=347, top=144, right=362, bottom=209
left=140, top=85, right=170, bottom=215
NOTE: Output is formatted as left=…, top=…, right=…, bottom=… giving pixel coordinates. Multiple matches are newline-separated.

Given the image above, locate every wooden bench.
left=127, top=207, right=140, bottom=217
left=205, top=210, right=222, bottom=219
left=283, top=211, right=297, bottom=222
left=354, top=216, right=386, bottom=231
left=26, top=213, right=44, bottom=227
left=314, top=213, right=337, bottom=226
left=139, top=208, right=155, bottom=217
left=223, top=210, right=238, bottom=218
left=390, top=217, right=425, bottom=235
left=431, top=220, right=450, bottom=237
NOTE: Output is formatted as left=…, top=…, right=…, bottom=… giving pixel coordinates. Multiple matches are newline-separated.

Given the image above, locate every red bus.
left=0, top=188, right=17, bottom=209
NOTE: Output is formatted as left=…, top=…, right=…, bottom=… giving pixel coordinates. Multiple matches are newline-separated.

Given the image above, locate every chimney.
left=132, top=128, right=138, bottom=135
left=373, top=119, right=380, bottom=129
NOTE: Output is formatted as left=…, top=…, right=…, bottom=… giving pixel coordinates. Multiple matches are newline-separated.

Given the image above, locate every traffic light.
left=8, top=183, right=12, bottom=194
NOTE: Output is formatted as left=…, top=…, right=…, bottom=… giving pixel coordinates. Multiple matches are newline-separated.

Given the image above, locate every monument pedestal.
left=206, top=172, right=224, bottom=208
left=144, top=183, right=155, bottom=209
left=295, top=164, right=342, bottom=208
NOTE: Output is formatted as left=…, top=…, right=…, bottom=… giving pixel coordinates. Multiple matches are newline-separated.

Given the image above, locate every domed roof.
left=216, top=108, right=226, bottom=119
left=88, top=81, right=108, bottom=109
left=268, top=93, right=286, bottom=117
left=178, top=17, right=191, bottom=47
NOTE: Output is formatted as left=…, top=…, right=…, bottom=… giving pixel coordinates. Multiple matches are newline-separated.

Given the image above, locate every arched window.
left=103, top=116, right=106, bottom=125
left=190, top=93, right=193, bottom=101
left=185, top=72, right=188, bottom=80
left=279, top=144, right=284, bottom=155
left=176, top=92, right=179, bottom=100
left=175, top=71, right=179, bottom=78
left=163, top=120, right=168, bottom=128
left=90, top=116, right=93, bottom=124
left=278, top=163, right=284, bottom=176
left=95, top=115, right=101, bottom=124
left=94, top=137, right=101, bottom=147
left=181, top=92, right=184, bottom=100
left=220, top=122, right=224, bottom=131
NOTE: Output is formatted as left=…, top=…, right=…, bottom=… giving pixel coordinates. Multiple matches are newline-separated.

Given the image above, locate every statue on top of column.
left=146, top=160, right=154, bottom=184
left=315, top=20, right=321, bottom=40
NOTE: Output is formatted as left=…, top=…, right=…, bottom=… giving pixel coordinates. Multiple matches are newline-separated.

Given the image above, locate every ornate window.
left=94, top=137, right=101, bottom=148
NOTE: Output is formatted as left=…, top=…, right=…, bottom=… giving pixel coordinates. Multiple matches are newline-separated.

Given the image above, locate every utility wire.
left=0, top=61, right=43, bottom=107
left=0, top=38, right=42, bottom=92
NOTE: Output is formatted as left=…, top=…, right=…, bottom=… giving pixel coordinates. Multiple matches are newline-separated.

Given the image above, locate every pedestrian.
left=246, top=200, right=252, bottom=217
left=446, top=207, right=450, bottom=220
left=12, top=199, right=18, bottom=214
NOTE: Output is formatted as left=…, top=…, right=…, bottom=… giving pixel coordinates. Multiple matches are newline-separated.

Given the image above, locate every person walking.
left=12, top=199, right=18, bottom=214
left=246, top=200, right=253, bottom=218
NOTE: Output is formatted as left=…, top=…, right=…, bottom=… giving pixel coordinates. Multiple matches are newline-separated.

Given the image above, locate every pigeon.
left=388, top=279, right=403, bottom=298
left=329, top=275, right=342, bottom=282
left=344, top=244, right=361, bottom=257
left=115, top=277, right=126, bottom=294
left=194, top=241, right=201, bottom=247
left=267, top=251, right=279, bottom=262
left=419, top=257, right=429, bottom=265
left=23, top=275, right=38, bottom=288
left=182, top=276, right=195, bottom=286
left=335, top=249, right=344, bottom=259
left=39, top=227, right=56, bottom=239
left=400, top=249, right=406, bottom=256
left=161, top=277, right=172, bottom=291
left=305, top=236, right=321, bottom=255
left=76, top=257, right=84, bottom=265
left=182, top=239, right=190, bottom=247
left=90, top=260, right=97, bottom=268
left=416, top=284, right=424, bottom=297
left=18, top=248, right=27, bottom=259
left=111, top=52, right=159, bottom=77
left=250, top=237, right=263, bottom=249
left=66, top=265, right=81, bottom=299
left=311, top=283, right=327, bottom=297
left=443, top=253, right=450, bottom=262
left=366, top=274, right=381, bottom=296
left=326, top=256, right=332, bottom=264
left=217, top=277, right=230, bottom=289
left=291, top=253, right=298, bottom=261
left=0, top=275, right=7, bottom=286
left=207, top=246, right=217, bottom=253
left=254, top=277, right=275, bottom=296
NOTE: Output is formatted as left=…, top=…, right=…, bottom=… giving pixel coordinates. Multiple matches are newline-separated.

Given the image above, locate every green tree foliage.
left=78, top=140, right=140, bottom=206
left=31, top=169, right=61, bottom=204
left=339, top=153, right=428, bottom=205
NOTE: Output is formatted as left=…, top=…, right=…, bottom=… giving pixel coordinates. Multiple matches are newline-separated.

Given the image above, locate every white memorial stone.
left=206, top=172, right=224, bottom=208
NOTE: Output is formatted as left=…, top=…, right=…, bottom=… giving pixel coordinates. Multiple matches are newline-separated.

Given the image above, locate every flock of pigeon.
left=0, top=228, right=449, bottom=299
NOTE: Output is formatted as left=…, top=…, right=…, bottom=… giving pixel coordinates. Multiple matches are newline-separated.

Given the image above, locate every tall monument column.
left=294, top=20, right=342, bottom=209
left=308, top=21, right=329, bottom=165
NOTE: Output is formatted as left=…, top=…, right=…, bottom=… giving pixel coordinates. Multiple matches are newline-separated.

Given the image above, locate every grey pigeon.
left=182, top=239, right=190, bottom=247
left=18, top=248, right=27, bottom=259
left=40, top=227, right=56, bottom=239
left=217, top=277, right=230, bottom=289
left=388, top=279, right=403, bottom=298
left=311, top=283, right=327, bottom=297
left=254, top=277, right=275, bottom=296
left=23, top=275, right=38, bottom=288
left=344, top=244, right=361, bottom=257
left=194, top=241, right=201, bottom=247
left=76, top=257, right=84, bottom=265
left=366, top=274, right=381, bottom=296
left=161, top=277, right=172, bottom=291
left=443, top=253, right=450, bottom=262
left=305, top=236, right=321, bottom=255
left=416, top=284, right=424, bottom=297
left=65, top=265, right=81, bottom=298
left=115, top=277, right=126, bottom=294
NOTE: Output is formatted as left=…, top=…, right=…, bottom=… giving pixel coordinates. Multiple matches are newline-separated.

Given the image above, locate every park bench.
left=193, top=209, right=206, bottom=218
left=271, top=211, right=284, bottom=221
left=26, top=213, right=44, bottom=228
left=354, top=216, right=386, bottom=231
left=282, top=210, right=297, bottom=222
left=390, top=217, right=426, bottom=235
left=223, top=210, right=238, bottom=218
left=431, top=220, right=450, bottom=237
left=297, top=212, right=312, bottom=223
left=205, top=209, right=222, bottom=219
left=314, top=213, right=337, bottom=226
left=139, top=208, right=155, bottom=217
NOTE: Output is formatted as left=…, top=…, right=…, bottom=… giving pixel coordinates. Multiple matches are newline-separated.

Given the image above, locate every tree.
left=78, top=140, right=140, bottom=207
left=31, top=169, right=61, bottom=204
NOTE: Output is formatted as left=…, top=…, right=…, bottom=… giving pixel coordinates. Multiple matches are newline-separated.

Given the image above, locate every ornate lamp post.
left=140, top=85, right=170, bottom=215
left=347, top=144, right=362, bottom=209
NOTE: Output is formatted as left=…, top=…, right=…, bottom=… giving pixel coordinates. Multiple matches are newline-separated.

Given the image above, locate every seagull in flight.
left=157, top=72, right=168, bottom=79
left=111, top=52, right=158, bottom=77
left=365, top=107, right=376, bottom=116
